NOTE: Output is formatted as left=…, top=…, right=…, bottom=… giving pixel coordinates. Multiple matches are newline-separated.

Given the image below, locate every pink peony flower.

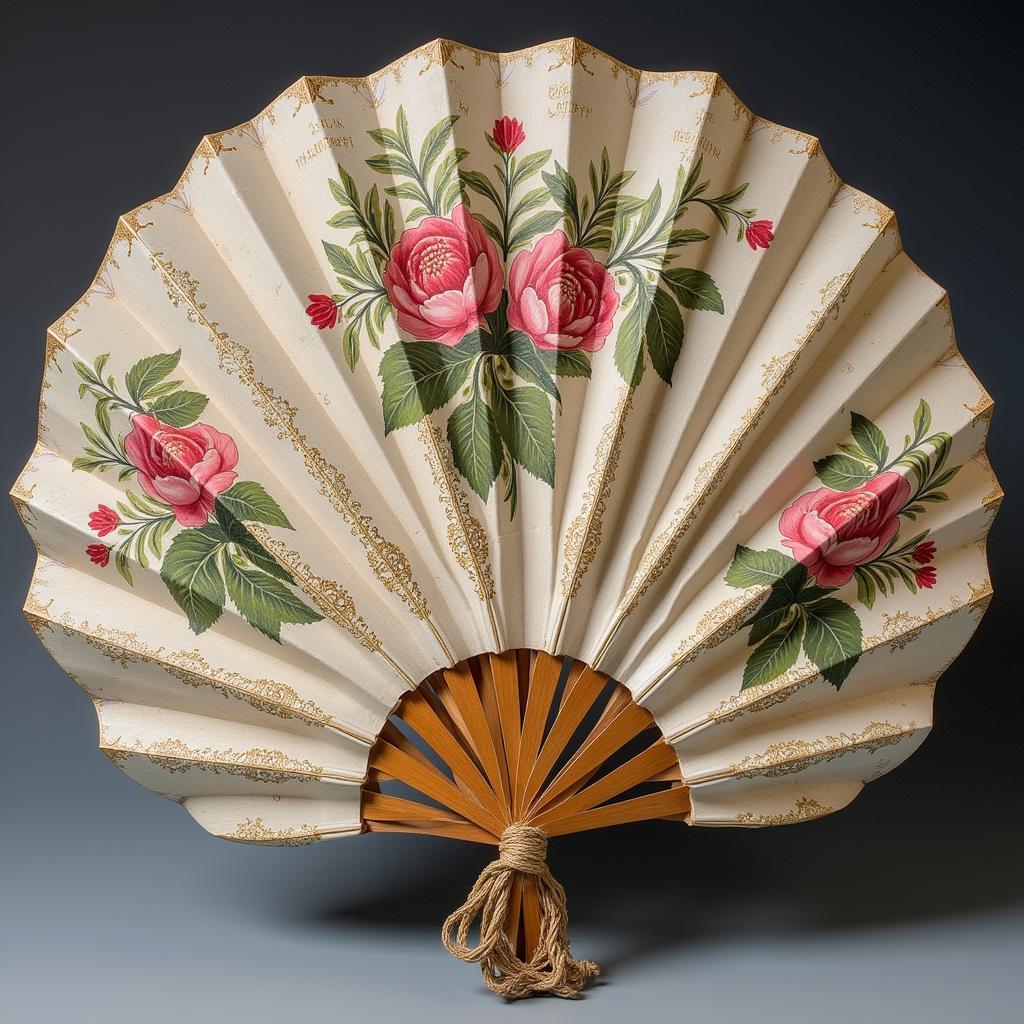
left=88, top=504, right=120, bottom=537
left=492, top=116, right=526, bottom=153
left=306, top=294, right=339, bottom=330
left=779, top=471, right=911, bottom=588
left=912, top=541, right=937, bottom=565
left=915, top=565, right=938, bottom=589
left=86, top=543, right=110, bottom=567
left=382, top=204, right=502, bottom=346
left=124, top=414, right=239, bottom=528
left=506, top=230, right=619, bottom=352
left=745, top=219, right=774, bottom=251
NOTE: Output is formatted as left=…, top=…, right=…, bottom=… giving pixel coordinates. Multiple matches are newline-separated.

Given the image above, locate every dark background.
left=2, top=2, right=1020, bottom=1020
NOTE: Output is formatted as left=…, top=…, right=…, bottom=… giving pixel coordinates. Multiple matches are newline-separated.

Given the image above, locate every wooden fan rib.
left=531, top=702, right=653, bottom=815
left=442, top=663, right=508, bottom=806
left=362, top=791, right=496, bottom=844
left=399, top=692, right=508, bottom=825
left=521, top=666, right=607, bottom=813
left=531, top=741, right=680, bottom=830
left=489, top=650, right=522, bottom=797
left=475, top=656, right=510, bottom=801
left=369, top=740, right=503, bottom=836
left=513, top=651, right=562, bottom=818
left=542, top=787, right=691, bottom=837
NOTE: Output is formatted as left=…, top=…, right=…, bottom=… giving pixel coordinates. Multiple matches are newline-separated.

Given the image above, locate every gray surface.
left=2, top=2, right=1021, bottom=1020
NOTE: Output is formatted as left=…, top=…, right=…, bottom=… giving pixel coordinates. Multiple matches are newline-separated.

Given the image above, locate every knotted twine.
left=441, top=823, right=599, bottom=999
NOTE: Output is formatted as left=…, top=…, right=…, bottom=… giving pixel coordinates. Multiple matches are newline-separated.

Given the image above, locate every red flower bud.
left=745, top=219, right=774, bottom=251
left=306, top=294, right=339, bottom=331
left=88, top=504, right=121, bottom=537
left=86, top=543, right=111, bottom=568
left=915, top=565, right=938, bottom=589
left=492, top=116, right=526, bottom=154
left=912, top=541, right=937, bottom=565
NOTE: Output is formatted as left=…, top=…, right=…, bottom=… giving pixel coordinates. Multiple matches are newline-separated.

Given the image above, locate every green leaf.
left=506, top=333, right=561, bottom=403
left=508, top=209, right=566, bottom=252
left=216, top=481, right=292, bottom=529
left=912, top=399, right=931, bottom=443
left=802, top=597, right=863, bottom=689
left=645, top=287, right=685, bottom=384
left=222, top=554, right=322, bottom=643
left=491, top=382, right=555, bottom=485
left=378, top=341, right=476, bottom=434
left=446, top=395, right=503, bottom=500
left=742, top=612, right=804, bottom=689
left=536, top=349, right=591, bottom=379
left=614, top=287, right=647, bottom=387
left=148, top=390, right=209, bottom=428
left=725, top=546, right=803, bottom=589
left=365, top=153, right=418, bottom=178
left=126, top=350, right=181, bottom=403
left=511, top=149, right=552, bottom=187
left=813, top=453, right=875, bottom=490
left=342, top=320, right=360, bottom=371
left=662, top=267, right=724, bottom=313
left=850, top=412, right=889, bottom=469
left=419, top=114, right=459, bottom=173
left=160, top=525, right=227, bottom=634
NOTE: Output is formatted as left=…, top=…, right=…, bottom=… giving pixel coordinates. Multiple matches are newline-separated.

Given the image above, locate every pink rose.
left=382, top=204, right=502, bottom=346
left=124, top=414, right=239, bottom=527
left=506, top=230, right=619, bottom=351
left=779, top=472, right=911, bottom=588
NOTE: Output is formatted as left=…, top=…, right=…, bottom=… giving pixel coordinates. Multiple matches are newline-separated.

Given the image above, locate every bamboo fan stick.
left=443, top=664, right=508, bottom=804
left=513, top=652, right=561, bottom=818
left=365, top=651, right=689, bottom=999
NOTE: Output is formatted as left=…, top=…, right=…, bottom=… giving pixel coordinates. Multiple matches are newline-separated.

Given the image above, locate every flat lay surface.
left=2, top=3, right=1020, bottom=1021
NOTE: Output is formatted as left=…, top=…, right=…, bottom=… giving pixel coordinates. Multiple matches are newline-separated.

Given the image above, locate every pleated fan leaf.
left=13, top=40, right=998, bottom=991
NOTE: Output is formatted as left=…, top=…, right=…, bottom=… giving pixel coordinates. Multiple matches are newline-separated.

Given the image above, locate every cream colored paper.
left=13, top=38, right=998, bottom=842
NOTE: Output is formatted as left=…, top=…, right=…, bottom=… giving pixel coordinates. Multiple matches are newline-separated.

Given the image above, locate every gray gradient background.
left=3, top=2, right=1021, bottom=1020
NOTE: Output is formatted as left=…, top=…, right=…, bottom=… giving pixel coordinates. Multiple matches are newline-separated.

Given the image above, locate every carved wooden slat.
left=362, top=650, right=689, bottom=960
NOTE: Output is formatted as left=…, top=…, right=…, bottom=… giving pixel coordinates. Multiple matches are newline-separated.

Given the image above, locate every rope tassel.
left=441, top=823, right=599, bottom=999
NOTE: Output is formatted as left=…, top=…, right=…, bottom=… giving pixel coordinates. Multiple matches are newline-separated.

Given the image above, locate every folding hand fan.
left=14, top=37, right=1000, bottom=999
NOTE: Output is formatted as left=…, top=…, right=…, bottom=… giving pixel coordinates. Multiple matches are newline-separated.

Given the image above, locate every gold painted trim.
left=119, top=238, right=451, bottom=661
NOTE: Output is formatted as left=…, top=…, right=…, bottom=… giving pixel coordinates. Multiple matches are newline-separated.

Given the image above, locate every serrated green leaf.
left=506, top=333, right=561, bottom=403
left=446, top=396, right=503, bottom=500
left=147, top=390, right=208, bottom=427
left=536, top=348, right=591, bottom=379
left=378, top=341, right=476, bottom=434
left=491, top=382, right=555, bottom=485
left=850, top=412, right=889, bottom=469
left=160, top=525, right=227, bottom=634
left=662, top=267, right=724, bottom=313
left=216, top=481, right=292, bottom=529
left=802, top=597, right=863, bottom=688
left=366, top=153, right=417, bottom=178
left=725, top=546, right=803, bottom=589
left=813, top=453, right=875, bottom=490
left=222, top=555, right=322, bottom=643
left=126, top=350, right=181, bottom=403
left=742, top=612, right=804, bottom=689
left=645, top=287, right=685, bottom=384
